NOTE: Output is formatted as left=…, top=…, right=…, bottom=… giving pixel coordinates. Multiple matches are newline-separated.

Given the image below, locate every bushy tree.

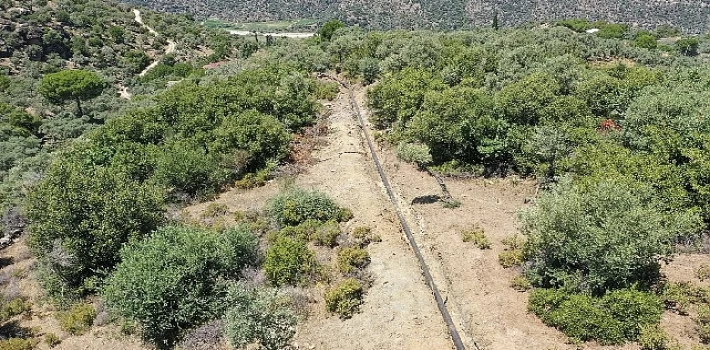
left=39, top=69, right=105, bottom=116
left=318, top=19, right=345, bottom=42
left=676, top=37, right=699, bottom=56
left=27, top=160, right=165, bottom=297
left=102, top=225, right=258, bottom=347
left=521, top=177, right=702, bottom=294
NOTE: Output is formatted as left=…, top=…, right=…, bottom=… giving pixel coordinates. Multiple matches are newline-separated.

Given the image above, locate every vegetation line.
left=330, top=75, right=472, bottom=350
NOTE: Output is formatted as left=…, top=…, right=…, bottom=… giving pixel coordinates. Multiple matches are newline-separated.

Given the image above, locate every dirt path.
left=133, top=9, right=177, bottom=78
left=186, top=84, right=454, bottom=349
left=347, top=84, right=640, bottom=350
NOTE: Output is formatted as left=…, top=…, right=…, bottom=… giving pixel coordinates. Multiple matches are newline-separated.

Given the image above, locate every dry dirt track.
left=188, top=80, right=647, bottom=350
left=133, top=9, right=177, bottom=78
left=187, top=85, right=454, bottom=349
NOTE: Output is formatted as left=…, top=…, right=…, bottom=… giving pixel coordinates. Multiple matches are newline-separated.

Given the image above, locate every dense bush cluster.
left=315, top=21, right=710, bottom=345
left=0, top=0, right=262, bottom=240
left=529, top=288, right=663, bottom=344
left=27, top=66, right=320, bottom=298
left=102, top=225, right=258, bottom=346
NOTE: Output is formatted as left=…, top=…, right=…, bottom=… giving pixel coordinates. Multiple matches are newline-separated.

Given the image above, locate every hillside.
left=5, top=1, right=710, bottom=350
left=0, top=0, right=255, bottom=242
left=122, top=0, right=710, bottom=33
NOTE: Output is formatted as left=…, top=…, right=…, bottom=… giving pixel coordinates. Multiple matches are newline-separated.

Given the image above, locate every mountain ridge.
left=121, top=0, right=710, bottom=33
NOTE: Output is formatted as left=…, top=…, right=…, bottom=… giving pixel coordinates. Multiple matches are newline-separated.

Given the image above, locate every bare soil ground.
left=0, top=237, right=152, bottom=350
left=186, top=86, right=453, bottom=350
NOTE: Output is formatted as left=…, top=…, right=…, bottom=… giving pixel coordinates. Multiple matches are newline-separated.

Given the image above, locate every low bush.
left=267, top=188, right=344, bottom=226
left=511, top=276, right=532, bottom=291
left=0, top=338, right=39, bottom=350
left=224, top=285, right=297, bottom=350
left=498, top=250, right=524, bottom=268
left=701, top=324, right=710, bottom=344
left=264, top=236, right=319, bottom=286
left=337, top=248, right=371, bottom=273
left=352, top=226, right=381, bottom=247
left=325, top=278, right=363, bottom=319
left=235, top=163, right=275, bottom=189
left=661, top=282, right=710, bottom=315
left=698, top=265, right=710, bottom=281
left=461, top=225, right=490, bottom=249
left=396, top=142, right=432, bottom=167
left=177, top=320, right=225, bottom=350
left=499, top=235, right=525, bottom=268
left=313, top=81, right=339, bottom=101
left=528, top=288, right=662, bottom=344
left=638, top=325, right=678, bottom=350
left=0, top=298, right=31, bottom=321
left=58, top=303, right=96, bottom=335
left=102, top=225, right=258, bottom=346
left=313, top=220, right=341, bottom=247
left=44, top=333, right=61, bottom=348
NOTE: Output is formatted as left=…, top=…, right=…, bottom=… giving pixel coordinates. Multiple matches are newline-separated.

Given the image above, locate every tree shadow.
left=411, top=195, right=441, bottom=205
left=0, top=321, right=34, bottom=339
left=0, top=257, right=13, bottom=269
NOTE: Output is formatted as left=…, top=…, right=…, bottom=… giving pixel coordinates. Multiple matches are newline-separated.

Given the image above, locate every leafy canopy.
left=39, top=69, right=105, bottom=105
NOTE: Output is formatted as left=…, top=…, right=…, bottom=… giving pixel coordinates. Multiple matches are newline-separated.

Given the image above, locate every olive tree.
left=521, top=177, right=702, bottom=294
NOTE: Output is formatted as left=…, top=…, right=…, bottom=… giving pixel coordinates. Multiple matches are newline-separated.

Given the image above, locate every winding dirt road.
left=133, top=9, right=177, bottom=78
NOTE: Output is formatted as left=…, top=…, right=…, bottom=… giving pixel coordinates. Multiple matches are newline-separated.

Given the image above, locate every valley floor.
left=2, top=79, right=709, bottom=350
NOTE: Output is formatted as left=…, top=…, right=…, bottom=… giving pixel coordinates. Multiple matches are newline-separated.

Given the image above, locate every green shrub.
left=521, top=178, right=702, bottom=294
left=511, top=276, right=532, bottom=291
left=325, top=278, right=363, bottom=319
left=44, top=333, right=61, bottom=348
left=58, top=303, right=96, bottom=335
left=265, top=236, right=319, bottom=286
left=461, top=225, right=490, bottom=249
left=102, top=225, right=258, bottom=346
left=267, top=188, right=343, bottom=226
left=528, top=288, right=662, bottom=344
left=0, top=298, right=32, bottom=321
left=224, top=285, right=297, bottom=350
left=0, top=338, right=39, bottom=350
left=638, top=325, right=678, bottom=350
left=337, top=248, right=371, bottom=273
left=396, top=142, right=432, bottom=166
left=698, top=265, right=710, bottom=281
left=352, top=226, right=381, bottom=247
